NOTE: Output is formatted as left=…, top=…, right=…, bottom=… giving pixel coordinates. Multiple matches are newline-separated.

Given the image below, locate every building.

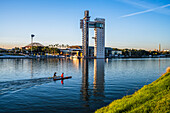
left=25, top=42, right=44, bottom=49
left=80, top=10, right=105, bottom=59
left=159, top=44, right=161, bottom=52
left=112, top=50, right=122, bottom=56
left=94, top=18, right=105, bottom=58
left=163, top=49, right=170, bottom=52
left=69, top=45, right=113, bottom=58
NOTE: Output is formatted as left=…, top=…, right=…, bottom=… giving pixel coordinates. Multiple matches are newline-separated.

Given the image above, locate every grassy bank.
left=95, top=72, right=170, bottom=113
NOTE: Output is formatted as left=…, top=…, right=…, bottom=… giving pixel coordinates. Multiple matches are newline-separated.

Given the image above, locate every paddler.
left=61, top=73, right=64, bottom=78
left=53, top=72, right=57, bottom=78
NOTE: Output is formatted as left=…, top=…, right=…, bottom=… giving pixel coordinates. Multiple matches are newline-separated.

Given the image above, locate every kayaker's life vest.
left=61, top=73, right=64, bottom=78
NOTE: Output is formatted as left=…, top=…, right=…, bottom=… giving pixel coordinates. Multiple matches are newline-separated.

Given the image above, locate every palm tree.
left=59, top=44, right=62, bottom=48
left=66, top=44, right=69, bottom=48
left=55, top=44, right=59, bottom=48
left=61, top=44, right=64, bottom=48
left=48, top=44, right=52, bottom=48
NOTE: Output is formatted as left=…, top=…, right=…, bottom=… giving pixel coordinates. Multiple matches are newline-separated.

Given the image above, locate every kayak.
left=53, top=76, right=72, bottom=80
left=48, top=76, right=60, bottom=79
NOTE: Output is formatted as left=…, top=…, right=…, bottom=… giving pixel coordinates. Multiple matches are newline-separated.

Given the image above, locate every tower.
left=80, top=10, right=90, bottom=58
left=94, top=18, right=105, bottom=58
left=80, top=11, right=105, bottom=59
left=159, top=44, right=161, bottom=52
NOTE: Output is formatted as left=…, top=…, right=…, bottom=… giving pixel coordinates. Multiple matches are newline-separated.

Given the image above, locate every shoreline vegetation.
left=0, top=53, right=170, bottom=59
left=95, top=67, right=170, bottom=113
left=1, top=46, right=170, bottom=59
left=0, top=55, right=170, bottom=59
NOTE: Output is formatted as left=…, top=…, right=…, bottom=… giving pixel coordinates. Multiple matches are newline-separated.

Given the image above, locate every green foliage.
left=0, top=50, right=7, bottom=53
left=162, top=51, right=170, bottom=55
left=27, top=46, right=60, bottom=55
left=41, top=46, right=60, bottom=54
left=112, top=48, right=121, bottom=51
left=5, top=53, right=24, bottom=56
left=95, top=72, right=170, bottom=113
left=121, top=49, right=150, bottom=57
left=118, top=48, right=170, bottom=57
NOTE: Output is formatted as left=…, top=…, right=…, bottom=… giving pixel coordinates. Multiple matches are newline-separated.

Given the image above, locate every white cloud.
left=120, top=4, right=170, bottom=18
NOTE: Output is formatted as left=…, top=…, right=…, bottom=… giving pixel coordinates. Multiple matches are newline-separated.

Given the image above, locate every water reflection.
left=81, top=59, right=89, bottom=101
left=81, top=59, right=105, bottom=107
left=30, top=59, right=33, bottom=78
left=93, top=59, right=105, bottom=97
left=72, top=58, right=81, bottom=70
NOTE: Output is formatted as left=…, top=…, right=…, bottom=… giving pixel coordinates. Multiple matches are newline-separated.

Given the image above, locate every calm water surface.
left=0, top=58, right=170, bottom=113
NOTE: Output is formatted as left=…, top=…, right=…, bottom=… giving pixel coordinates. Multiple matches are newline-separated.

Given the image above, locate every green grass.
left=95, top=72, right=170, bottom=113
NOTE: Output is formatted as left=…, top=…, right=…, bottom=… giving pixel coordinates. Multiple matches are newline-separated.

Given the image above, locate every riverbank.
left=0, top=55, right=66, bottom=59
left=0, top=55, right=170, bottom=59
left=95, top=70, right=170, bottom=113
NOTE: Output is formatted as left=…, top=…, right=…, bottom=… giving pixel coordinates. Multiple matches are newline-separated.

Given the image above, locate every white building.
left=94, top=18, right=105, bottom=58
left=163, top=49, right=170, bottom=52
left=112, top=50, right=122, bottom=56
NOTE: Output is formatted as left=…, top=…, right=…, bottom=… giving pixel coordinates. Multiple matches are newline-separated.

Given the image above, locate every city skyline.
left=0, top=0, right=170, bottom=50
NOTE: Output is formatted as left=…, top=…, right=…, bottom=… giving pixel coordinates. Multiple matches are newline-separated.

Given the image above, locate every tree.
left=55, top=44, right=59, bottom=48
left=66, top=44, right=69, bottom=48
left=61, top=44, right=65, bottom=48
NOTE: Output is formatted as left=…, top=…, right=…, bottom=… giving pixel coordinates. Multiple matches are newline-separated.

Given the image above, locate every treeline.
left=113, top=48, right=170, bottom=57
left=0, top=46, right=60, bottom=55
left=27, top=46, right=60, bottom=55
left=0, top=43, right=70, bottom=55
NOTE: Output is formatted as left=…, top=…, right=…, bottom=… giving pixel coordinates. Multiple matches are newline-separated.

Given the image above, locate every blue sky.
left=0, top=0, right=170, bottom=50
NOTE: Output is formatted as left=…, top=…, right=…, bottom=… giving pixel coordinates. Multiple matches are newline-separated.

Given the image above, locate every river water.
left=0, top=58, right=169, bottom=113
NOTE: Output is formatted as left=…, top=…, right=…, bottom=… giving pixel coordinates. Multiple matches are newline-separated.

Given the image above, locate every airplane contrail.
left=121, top=4, right=170, bottom=18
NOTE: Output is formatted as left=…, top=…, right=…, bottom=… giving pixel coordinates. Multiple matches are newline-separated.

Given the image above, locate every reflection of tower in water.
left=81, top=59, right=105, bottom=103
left=93, top=59, right=105, bottom=97
left=81, top=59, right=89, bottom=101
